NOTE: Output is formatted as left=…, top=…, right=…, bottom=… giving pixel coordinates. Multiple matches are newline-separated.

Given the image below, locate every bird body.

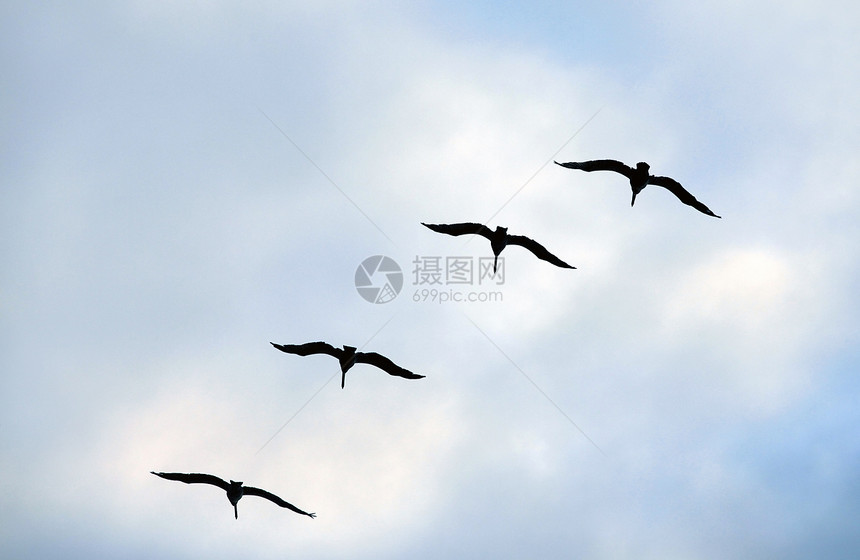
left=271, top=341, right=424, bottom=388
left=487, top=226, right=509, bottom=269
left=554, top=159, right=721, bottom=218
left=420, top=222, right=575, bottom=271
left=151, top=471, right=316, bottom=519
left=226, top=480, right=243, bottom=518
left=337, top=345, right=358, bottom=375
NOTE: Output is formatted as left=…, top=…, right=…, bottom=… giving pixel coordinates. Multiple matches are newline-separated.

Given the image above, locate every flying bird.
left=554, top=159, right=721, bottom=218
left=271, top=341, right=425, bottom=388
left=421, top=222, right=575, bottom=272
left=151, top=471, right=316, bottom=519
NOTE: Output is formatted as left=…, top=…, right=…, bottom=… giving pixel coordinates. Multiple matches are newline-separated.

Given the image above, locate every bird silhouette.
left=271, top=341, right=425, bottom=388
left=151, top=471, right=316, bottom=519
left=554, top=159, right=721, bottom=218
left=421, top=222, right=575, bottom=272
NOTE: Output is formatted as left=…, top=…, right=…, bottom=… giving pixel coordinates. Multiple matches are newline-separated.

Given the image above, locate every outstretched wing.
left=355, top=351, right=426, bottom=380
left=242, top=486, right=317, bottom=518
left=270, top=341, right=342, bottom=358
left=506, top=235, right=576, bottom=269
left=151, top=471, right=229, bottom=490
left=555, top=159, right=634, bottom=179
left=648, top=175, right=721, bottom=218
left=421, top=222, right=493, bottom=240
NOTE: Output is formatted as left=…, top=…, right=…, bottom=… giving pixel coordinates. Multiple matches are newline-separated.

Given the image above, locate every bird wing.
left=506, top=235, right=576, bottom=269
left=151, top=471, right=229, bottom=490
left=355, top=351, right=426, bottom=380
left=242, top=486, right=316, bottom=518
left=421, top=222, right=493, bottom=240
left=648, top=175, right=722, bottom=218
left=554, top=159, right=635, bottom=178
left=270, top=341, right=342, bottom=358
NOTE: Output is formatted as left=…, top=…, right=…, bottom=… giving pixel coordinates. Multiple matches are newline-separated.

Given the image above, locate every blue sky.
left=2, top=1, right=859, bottom=558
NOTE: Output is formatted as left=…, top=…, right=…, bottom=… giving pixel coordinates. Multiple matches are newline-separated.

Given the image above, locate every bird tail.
left=493, top=254, right=498, bottom=273
left=631, top=191, right=637, bottom=206
left=234, top=503, right=238, bottom=519
left=341, top=369, right=347, bottom=389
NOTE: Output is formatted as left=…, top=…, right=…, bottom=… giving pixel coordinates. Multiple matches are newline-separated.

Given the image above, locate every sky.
left=2, top=1, right=859, bottom=558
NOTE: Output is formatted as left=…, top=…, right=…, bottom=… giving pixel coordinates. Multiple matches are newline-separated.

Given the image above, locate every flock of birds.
left=152, top=158, right=720, bottom=520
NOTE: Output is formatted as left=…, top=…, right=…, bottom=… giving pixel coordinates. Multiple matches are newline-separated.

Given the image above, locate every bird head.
left=636, top=162, right=650, bottom=173
left=229, top=480, right=243, bottom=487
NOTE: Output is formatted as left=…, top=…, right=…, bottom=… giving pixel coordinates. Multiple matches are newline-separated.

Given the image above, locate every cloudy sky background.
left=2, top=1, right=859, bottom=557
